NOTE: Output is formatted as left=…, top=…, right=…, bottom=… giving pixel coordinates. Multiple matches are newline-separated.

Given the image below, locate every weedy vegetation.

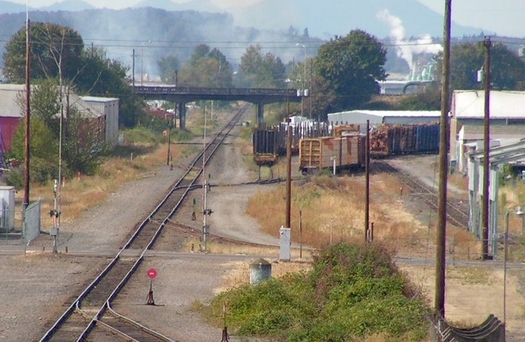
left=205, top=242, right=432, bottom=342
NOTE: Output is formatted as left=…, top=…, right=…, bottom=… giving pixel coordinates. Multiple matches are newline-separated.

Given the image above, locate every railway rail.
left=39, top=106, right=248, bottom=342
left=374, top=160, right=470, bottom=229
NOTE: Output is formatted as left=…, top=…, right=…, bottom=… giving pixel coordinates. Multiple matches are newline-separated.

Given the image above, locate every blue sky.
left=12, top=0, right=525, bottom=38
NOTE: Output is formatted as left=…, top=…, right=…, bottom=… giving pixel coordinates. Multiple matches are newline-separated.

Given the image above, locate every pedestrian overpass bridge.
left=133, top=85, right=302, bottom=129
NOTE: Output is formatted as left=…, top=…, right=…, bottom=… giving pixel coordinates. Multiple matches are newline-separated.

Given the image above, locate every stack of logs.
left=369, top=125, right=390, bottom=157
left=333, top=124, right=360, bottom=137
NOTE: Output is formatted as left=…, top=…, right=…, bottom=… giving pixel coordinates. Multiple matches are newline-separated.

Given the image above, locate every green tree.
left=75, top=46, right=136, bottom=127
left=435, top=41, right=525, bottom=91
left=315, top=29, right=387, bottom=111
left=178, top=45, right=233, bottom=87
left=157, top=55, right=180, bottom=84
left=3, top=22, right=84, bottom=83
left=61, top=106, right=108, bottom=175
left=28, top=78, right=61, bottom=132
left=13, top=79, right=109, bottom=178
left=4, top=24, right=137, bottom=128
left=9, top=116, right=58, bottom=184
left=239, top=45, right=286, bottom=88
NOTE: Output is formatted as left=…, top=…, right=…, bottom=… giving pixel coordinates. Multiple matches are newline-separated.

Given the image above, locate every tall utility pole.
left=24, top=18, right=31, bottom=210
left=482, top=37, right=492, bottom=260
left=131, top=49, right=136, bottom=126
left=202, top=106, right=209, bottom=251
left=365, top=120, right=370, bottom=242
left=285, top=102, right=292, bottom=229
left=435, top=0, right=452, bottom=319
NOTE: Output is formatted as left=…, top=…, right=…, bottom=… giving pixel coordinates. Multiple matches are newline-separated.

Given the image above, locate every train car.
left=252, top=121, right=333, bottom=167
left=252, top=127, right=280, bottom=166
left=333, top=124, right=360, bottom=137
left=369, top=123, right=440, bottom=158
left=299, top=134, right=365, bottom=173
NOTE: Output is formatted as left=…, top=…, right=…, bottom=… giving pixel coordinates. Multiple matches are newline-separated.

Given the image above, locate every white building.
left=327, top=110, right=440, bottom=126
left=81, top=96, right=120, bottom=146
left=450, top=90, right=525, bottom=168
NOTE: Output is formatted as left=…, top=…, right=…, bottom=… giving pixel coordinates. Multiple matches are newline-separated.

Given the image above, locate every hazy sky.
left=11, top=0, right=525, bottom=37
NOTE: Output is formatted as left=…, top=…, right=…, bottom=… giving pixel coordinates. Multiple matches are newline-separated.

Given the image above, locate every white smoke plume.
left=377, top=9, right=442, bottom=72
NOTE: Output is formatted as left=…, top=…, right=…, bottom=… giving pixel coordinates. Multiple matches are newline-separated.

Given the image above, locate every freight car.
left=298, top=134, right=365, bottom=174
left=252, top=121, right=332, bottom=166
left=252, top=127, right=281, bottom=166
left=368, top=123, right=440, bottom=157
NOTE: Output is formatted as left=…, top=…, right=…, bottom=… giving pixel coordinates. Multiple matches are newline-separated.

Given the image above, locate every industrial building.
left=81, top=96, right=120, bottom=146
left=455, top=125, right=525, bottom=174
left=467, top=140, right=525, bottom=257
left=0, top=85, right=24, bottom=161
left=327, top=110, right=440, bottom=126
left=0, top=85, right=120, bottom=155
left=450, top=90, right=525, bottom=170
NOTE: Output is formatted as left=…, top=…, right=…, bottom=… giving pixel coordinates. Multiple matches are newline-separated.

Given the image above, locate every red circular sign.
left=147, top=268, right=158, bottom=279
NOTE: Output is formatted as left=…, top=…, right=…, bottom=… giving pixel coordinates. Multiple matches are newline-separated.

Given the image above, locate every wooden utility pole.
left=285, top=104, right=292, bottom=229
left=482, top=37, right=492, bottom=260
left=435, top=0, right=452, bottom=319
left=24, top=19, right=31, bottom=210
left=365, top=120, right=370, bottom=242
left=132, top=49, right=136, bottom=126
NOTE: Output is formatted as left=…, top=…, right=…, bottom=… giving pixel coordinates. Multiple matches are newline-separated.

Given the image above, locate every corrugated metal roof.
left=452, top=90, right=525, bottom=119
left=81, top=96, right=119, bottom=102
left=68, top=93, right=103, bottom=118
left=0, top=84, right=106, bottom=119
left=330, top=110, right=440, bottom=118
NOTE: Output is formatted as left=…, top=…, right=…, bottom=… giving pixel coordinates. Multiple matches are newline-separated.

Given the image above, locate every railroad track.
left=374, top=160, right=470, bottom=229
left=39, top=106, right=248, bottom=342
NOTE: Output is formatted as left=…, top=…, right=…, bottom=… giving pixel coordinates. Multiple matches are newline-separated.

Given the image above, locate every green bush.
left=123, top=126, right=161, bottom=144
left=3, top=168, right=24, bottom=189
left=207, top=242, right=431, bottom=341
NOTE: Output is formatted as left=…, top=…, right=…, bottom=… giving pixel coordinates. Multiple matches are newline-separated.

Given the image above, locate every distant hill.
left=0, top=2, right=514, bottom=79
left=40, top=0, right=94, bottom=12
left=0, top=1, right=30, bottom=14
left=134, top=0, right=222, bottom=13
left=0, top=8, right=297, bottom=76
left=0, top=0, right=485, bottom=39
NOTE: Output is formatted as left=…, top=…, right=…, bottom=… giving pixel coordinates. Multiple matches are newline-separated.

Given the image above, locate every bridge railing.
left=134, top=85, right=299, bottom=97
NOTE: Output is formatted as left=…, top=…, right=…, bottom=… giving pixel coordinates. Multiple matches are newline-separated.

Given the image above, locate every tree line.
left=3, top=22, right=525, bottom=182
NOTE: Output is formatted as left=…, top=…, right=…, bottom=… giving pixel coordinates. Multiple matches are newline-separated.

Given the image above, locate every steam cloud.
left=377, top=9, right=442, bottom=71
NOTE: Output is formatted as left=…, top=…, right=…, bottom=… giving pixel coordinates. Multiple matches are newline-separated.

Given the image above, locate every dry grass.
left=244, top=161, right=487, bottom=262
left=22, top=142, right=182, bottom=229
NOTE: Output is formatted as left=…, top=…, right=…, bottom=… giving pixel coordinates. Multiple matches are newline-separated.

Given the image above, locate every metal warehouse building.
left=450, top=90, right=525, bottom=166
left=81, top=96, right=120, bottom=146
left=327, top=110, right=440, bottom=126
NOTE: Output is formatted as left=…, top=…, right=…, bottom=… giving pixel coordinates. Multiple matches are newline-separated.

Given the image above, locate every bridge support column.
left=257, top=103, right=264, bottom=125
left=178, top=102, right=186, bottom=130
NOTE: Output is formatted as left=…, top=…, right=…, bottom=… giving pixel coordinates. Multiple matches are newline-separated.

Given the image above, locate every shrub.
left=207, top=242, right=431, bottom=341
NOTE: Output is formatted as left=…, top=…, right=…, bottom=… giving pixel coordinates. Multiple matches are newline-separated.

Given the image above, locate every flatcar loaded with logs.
left=369, top=123, right=440, bottom=157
